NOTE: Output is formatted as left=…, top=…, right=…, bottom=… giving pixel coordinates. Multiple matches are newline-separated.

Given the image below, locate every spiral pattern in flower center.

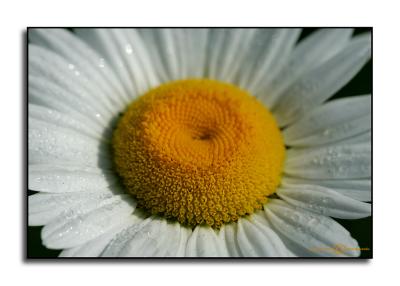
left=112, top=79, right=285, bottom=228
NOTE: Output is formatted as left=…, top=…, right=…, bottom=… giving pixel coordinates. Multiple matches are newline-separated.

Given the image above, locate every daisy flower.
left=28, top=28, right=371, bottom=257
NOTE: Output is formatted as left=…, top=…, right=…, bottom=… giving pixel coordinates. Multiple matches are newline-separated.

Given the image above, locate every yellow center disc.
left=112, top=79, right=285, bottom=228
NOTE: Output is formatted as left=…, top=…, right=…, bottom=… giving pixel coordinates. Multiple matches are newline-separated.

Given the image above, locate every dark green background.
left=27, top=28, right=372, bottom=258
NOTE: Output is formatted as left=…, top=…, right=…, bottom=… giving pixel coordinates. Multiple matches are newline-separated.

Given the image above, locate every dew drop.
left=125, top=44, right=133, bottom=54
left=307, top=217, right=320, bottom=227
left=290, top=213, right=300, bottom=222
left=98, top=58, right=105, bottom=68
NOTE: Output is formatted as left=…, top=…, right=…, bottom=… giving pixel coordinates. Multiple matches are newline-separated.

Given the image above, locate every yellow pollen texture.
left=112, top=79, right=285, bottom=228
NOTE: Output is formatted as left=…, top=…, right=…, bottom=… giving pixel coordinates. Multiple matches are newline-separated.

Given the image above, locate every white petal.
left=42, top=195, right=135, bottom=249
left=100, top=217, right=148, bottom=256
left=101, top=217, right=191, bottom=257
left=148, top=29, right=210, bottom=81
left=285, top=143, right=371, bottom=179
left=206, top=29, right=257, bottom=83
left=282, top=176, right=371, bottom=202
left=309, top=131, right=371, bottom=149
left=244, top=28, right=301, bottom=95
left=117, top=29, right=161, bottom=89
left=29, top=191, right=108, bottom=225
left=29, top=104, right=103, bottom=140
left=29, top=45, right=115, bottom=120
left=29, top=28, right=128, bottom=109
left=134, top=29, right=171, bottom=83
left=138, top=29, right=202, bottom=82
left=74, top=28, right=141, bottom=99
left=182, top=29, right=208, bottom=78
left=77, top=29, right=160, bottom=95
left=172, top=223, right=192, bottom=257
left=264, top=199, right=360, bottom=257
left=29, top=164, right=116, bottom=193
left=218, top=223, right=242, bottom=257
left=284, top=95, right=371, bottom=147
left=147, top=29, right=182, bottom=81
left=133, top=220, right=190, bottom=257
left=265, top=29, right=353, bottom=107
left=337, top=131, right=371, bottom=146
left=205, top=28, right=230, bottom=80
left=29, top=118, right=111, bottom=168
left=185, top=226, right=229, bottom=257
left=155, top=29, right=185, bottom=80
left=59, top=215, right=138, bottom=257
left=29, top=75, right=109, bottom=131
left=273, top=33, right=371, bottom=126
left=277, top=184, right=371, bottom=219
left=236, top=213, right=294, bottom=257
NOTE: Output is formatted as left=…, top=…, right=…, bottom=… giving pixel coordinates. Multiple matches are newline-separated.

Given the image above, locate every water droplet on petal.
left=98, top=58, right=105, bottom=68
left=323, top=129, right=331, bottom=136
left=125, top=44, right=133, bottom=54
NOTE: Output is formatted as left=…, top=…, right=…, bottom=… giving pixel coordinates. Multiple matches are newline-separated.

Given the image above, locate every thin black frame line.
left=25, top=27, right=373, bottom=260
